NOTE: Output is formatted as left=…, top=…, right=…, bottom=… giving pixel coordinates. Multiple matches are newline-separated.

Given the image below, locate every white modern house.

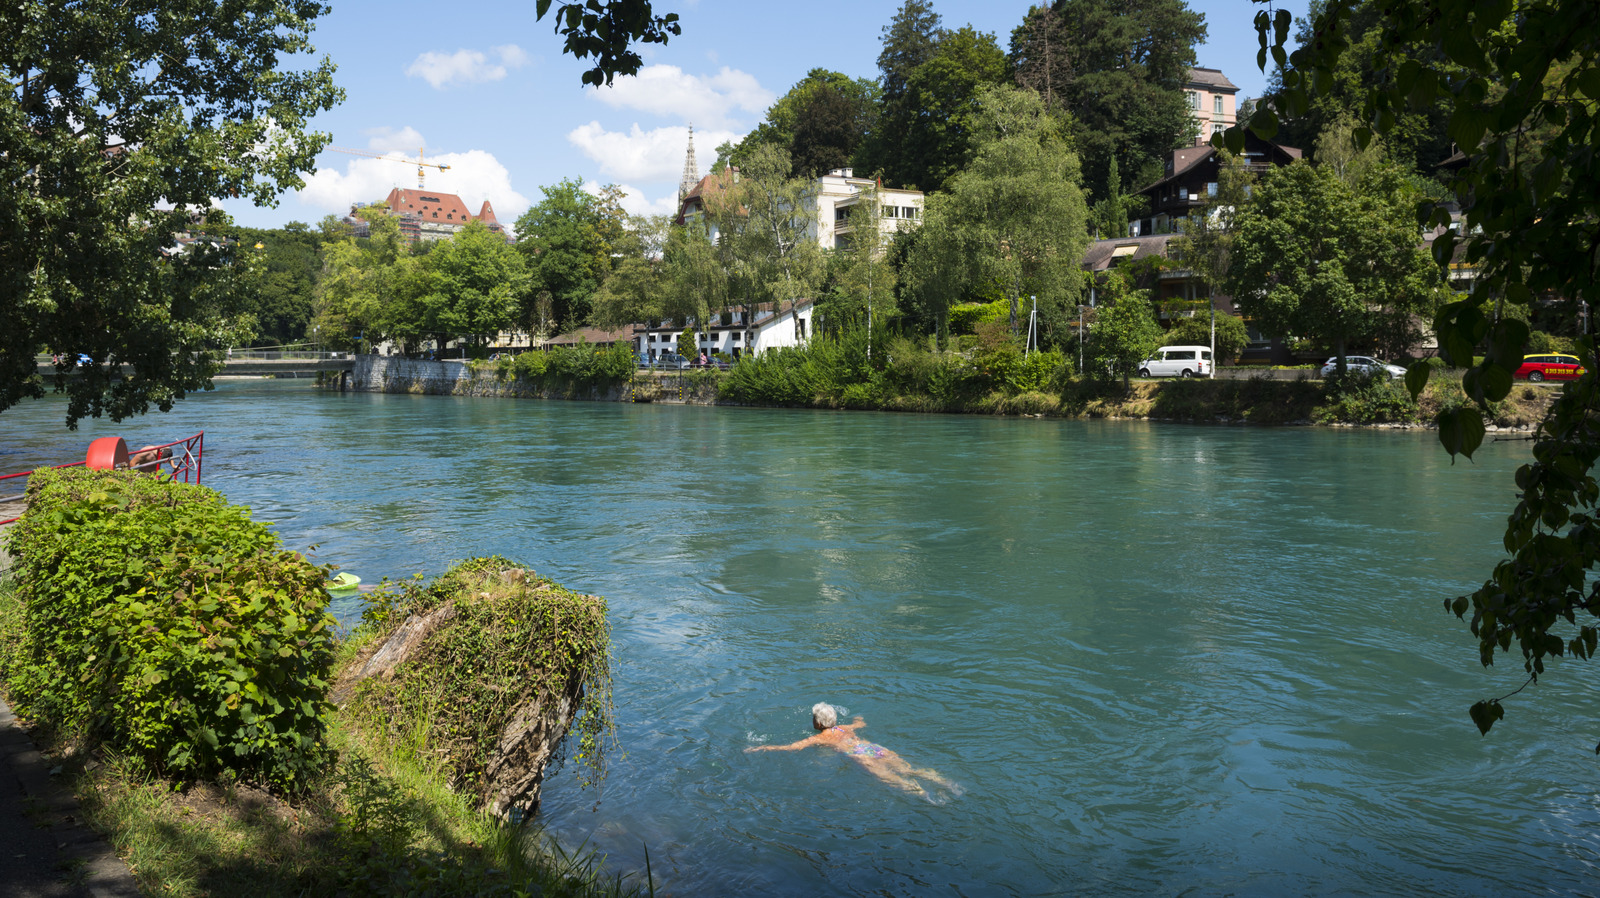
left=808, top=168, right=924, bottom=251
left=652, top=163, right=921, bottom=360
left=632, top=299, right=816, bottom=361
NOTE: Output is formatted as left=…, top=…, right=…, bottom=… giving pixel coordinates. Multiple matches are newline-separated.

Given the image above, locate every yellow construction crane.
left=325, top=146, right=451, bottom=189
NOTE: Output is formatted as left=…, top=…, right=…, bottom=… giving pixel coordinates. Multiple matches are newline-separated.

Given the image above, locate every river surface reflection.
left=3, top=380, right=1598, bottom=895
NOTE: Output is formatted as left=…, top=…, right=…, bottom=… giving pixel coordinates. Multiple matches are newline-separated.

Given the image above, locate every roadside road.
left=0, top=698, right=139, bottom=898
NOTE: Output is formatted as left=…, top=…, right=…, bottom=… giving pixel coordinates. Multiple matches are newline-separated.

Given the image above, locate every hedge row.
left=5, top=468, right=336, bottom=789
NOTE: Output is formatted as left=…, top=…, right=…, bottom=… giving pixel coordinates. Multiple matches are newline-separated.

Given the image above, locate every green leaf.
left=1487, top=318, right=1530, bottom=372
left=1442, top=28, right=1485, bottom=69
left=1440, top=406, right=1486, bottom=460
left=1479, top=363, right=1513, bottom=402
left=1224, top=124, right=1246, bottom=155
left=1470, top=699, right=1504, bottom=736
left=1577, top=67, right=1600, bottom=101
left=1405, top=361, right=1431, bottom=399
left=1252, top=108, right=1279, bottom=140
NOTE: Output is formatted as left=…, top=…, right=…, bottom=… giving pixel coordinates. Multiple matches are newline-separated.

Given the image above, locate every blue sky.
left=223, top=0, right=1309, bottom=232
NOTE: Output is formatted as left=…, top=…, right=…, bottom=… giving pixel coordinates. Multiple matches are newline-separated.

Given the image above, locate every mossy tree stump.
left=338, top=558, right=614, bottom=818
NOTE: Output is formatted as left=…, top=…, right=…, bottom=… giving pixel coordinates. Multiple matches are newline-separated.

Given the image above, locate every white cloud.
left=567, top=122, right=740, bottom=183
left=362, top=126, right=428, bottom=154
left=298, top=142, right=530, bottom=224
left=587, top=64, right=772, bottom=128
left=405, top=45, right=528, bottom=90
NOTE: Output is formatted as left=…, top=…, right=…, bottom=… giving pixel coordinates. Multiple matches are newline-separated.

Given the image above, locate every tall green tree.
left=590, top=215, right=671, bottom=330
left=0, top=0, right=342, bottom=426
left=1243, top=0, right=1599, bottom=734
left=861, top=23, right=1010, bottom=190
left=1220, top=162, right=1443, bottom=370
left=311, top=206, right=404, bottom=352
left=728, top=144, right=825, bottom=340
left=413, top=221, right=529, bottom=356
left=819, top=184, right=899, bottom=353
left=877, top=0, right=946, bottom=104
left=1088, top=273, right=1163, bottom=387
left=908, top=86, right=1090, bottom=339
left=1089, top=157, right=1147, bottom=239
left=661, top=221, right=729, bottom=343
left=736, top=70, right=880, bottom=178
left=1009, top=0, right=1206, bottom=201
left=514, top=178, right=623, bottom=334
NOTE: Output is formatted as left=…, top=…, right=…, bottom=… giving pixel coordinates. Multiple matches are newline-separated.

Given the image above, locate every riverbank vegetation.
left=713, top=326, right=1552, bottom=428
left=0, top=471, right=637, bottom=896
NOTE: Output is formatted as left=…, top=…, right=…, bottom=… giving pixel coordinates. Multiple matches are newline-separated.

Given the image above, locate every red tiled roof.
left=386, top=187, right=474, bottom=224
left=675, top=167, right=740, bottom=224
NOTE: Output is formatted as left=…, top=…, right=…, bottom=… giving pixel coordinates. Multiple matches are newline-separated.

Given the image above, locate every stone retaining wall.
left=343, top=356, right=719, bottom=404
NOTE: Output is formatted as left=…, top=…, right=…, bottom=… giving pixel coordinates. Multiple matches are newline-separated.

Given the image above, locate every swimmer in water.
left=746, top=703, right=961, bottom=800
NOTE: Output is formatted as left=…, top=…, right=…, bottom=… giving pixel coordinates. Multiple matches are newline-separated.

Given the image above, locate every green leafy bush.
left=1313, top=372, right=1421, bottom=424
left=6, top=468, right=335, bottom=789
left=499, top=342, right=634, bottom=391
left=947, top=299, right=1008, bottom=335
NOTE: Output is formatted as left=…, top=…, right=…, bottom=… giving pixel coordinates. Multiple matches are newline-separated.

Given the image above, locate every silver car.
left=1319, top=356, right=1406, bottom=379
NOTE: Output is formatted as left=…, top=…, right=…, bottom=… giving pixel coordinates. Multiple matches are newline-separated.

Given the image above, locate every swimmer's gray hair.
left=812, top=702, right=837, bottom=729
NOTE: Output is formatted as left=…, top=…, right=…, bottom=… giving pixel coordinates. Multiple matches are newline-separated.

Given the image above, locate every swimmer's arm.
left=746, top=735, right=819, bottom=752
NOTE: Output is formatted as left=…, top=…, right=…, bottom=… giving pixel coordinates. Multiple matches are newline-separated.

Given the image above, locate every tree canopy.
left=904, top=86, right=1089, bottom=342
left=1240, top=0, right=1600, bottom=735
left=0, top=0, right=343, bottom=427
left=513, top=179, right=628, bottom=334
left=1010, top=0, right=1207, bottom=200
left=1221, top=162, right=1443, bottom=368
left=533, top=0, right=681, bottom=86
left=735, top=69, right=880, bottom=178
left=861, top=24, right=1010, bottom=191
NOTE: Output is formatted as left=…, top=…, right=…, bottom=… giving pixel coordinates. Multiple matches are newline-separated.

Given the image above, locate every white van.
left=1139, top=345, right=1213, bottom=378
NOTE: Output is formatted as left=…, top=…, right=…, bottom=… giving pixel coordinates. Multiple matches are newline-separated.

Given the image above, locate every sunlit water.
left=4, top=380, right=1599, bottom=896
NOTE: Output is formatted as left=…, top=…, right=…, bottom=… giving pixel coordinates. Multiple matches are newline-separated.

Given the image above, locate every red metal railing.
left=0, top=432, right=204, bottom=525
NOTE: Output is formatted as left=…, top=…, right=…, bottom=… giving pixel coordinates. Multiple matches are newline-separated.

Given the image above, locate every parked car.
left=1515, top=353, right=1585, bottom=382
left=1318, top=356, right=1406, bottom=379
left=655, top=352, right=691, bottom=369
left=1138, top=345, right=1213, bottom=378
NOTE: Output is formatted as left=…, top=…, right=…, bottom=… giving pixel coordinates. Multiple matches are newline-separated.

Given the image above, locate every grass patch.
left=71, top=728, right=646, bottom=898
left=0, top=573, right=646, bottom=898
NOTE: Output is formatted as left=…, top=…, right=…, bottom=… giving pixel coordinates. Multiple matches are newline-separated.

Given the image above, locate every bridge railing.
left=0, top=432, right=204, bottom=525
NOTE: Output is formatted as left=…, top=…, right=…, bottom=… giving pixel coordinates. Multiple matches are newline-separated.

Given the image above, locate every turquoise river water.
left=3, top=380, right=1599, bottom=896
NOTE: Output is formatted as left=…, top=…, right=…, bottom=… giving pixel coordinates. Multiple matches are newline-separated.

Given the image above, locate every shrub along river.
left=4, top=379, right=1599, bottom=896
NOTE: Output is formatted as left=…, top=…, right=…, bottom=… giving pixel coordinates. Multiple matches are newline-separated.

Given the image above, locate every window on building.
left=883, top=205, right=898, bottom=219
left=1207, top=182, right=1218, bottom=196
left=1188, top=91, right=1200, bottom=109
left=904, top=207, right=918, bottom=220
left=1214, top=95, right=1224, bottom=115
left=835, top=207, right=850, bottom=222
left=1211, top=122, right=1226, bottom=135
left=798, top=318, right=807, bottom=338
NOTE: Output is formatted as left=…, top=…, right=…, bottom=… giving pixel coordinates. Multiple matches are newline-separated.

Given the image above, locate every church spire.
left=678, top=124, right=700, bottom=204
